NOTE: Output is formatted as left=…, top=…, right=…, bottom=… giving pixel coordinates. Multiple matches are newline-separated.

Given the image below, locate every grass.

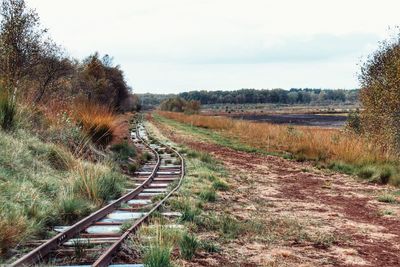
left=220, top=215, right=242, bottom=239
left=377, top=194, right=397, bottom=203
left=111, top=141, right=136, bottom=161
left=199, top=188, right=217, bottom=202
left=212, top=179, right=229, bottom=191
left=73, top=101, right=117, bottom=147
left=56, top=195, right=93, bottom=224
left=156, top=111, right=400, bottom=185
left=0, top=91, right=16, bottom=131
left=179, top=232, right=199, bottom=260
left=72, top=161, right=125, bottom=204
left=144, top=245, right=172, bottom=267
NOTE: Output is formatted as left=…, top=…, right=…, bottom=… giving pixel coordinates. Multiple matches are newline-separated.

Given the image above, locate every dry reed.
left=158, top=111, right=393, bottom=166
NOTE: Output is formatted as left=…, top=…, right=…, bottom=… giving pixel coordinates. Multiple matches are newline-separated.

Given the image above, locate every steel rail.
left=92, top=142, right=185, bottom=267
left=10, top=123, right=160, bottom=267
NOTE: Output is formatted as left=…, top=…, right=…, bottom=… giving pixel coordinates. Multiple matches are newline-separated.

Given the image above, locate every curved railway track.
left=10, top=121, right=185, bottom=267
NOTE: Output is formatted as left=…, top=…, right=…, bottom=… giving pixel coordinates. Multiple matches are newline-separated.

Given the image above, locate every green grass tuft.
left=179, top=232, right=199, bottom=260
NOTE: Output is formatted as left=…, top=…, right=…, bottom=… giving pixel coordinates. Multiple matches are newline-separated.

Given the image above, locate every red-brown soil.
left=151, top=119, right=400, bottom=267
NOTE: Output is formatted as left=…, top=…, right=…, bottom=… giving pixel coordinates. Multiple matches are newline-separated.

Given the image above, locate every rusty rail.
left=92, top=144, right=185, bottom=267
left=10, top=123, right=160, bottom=267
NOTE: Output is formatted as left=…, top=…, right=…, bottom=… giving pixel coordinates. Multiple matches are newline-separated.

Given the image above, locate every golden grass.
left=158, top=111, right=393, bottom=166
left=73, top=101, right=117, bottom=147
left=0, top=214, right=30, bottom=255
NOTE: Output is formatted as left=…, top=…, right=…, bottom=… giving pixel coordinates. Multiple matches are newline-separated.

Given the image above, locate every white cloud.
left=26, top=0, right=400, bottom=93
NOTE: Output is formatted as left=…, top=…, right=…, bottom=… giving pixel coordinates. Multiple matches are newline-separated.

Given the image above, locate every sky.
left=27, top=0, right=400, bottom=93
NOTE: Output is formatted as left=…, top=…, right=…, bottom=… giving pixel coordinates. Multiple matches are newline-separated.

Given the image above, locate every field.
left=229, top=113, right=347, bottom=127
left=149, top=111, right=400, bottom=266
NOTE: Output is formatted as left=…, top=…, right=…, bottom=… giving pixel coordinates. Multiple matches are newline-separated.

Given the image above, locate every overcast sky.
left=27, top=0, right=400, bottom=93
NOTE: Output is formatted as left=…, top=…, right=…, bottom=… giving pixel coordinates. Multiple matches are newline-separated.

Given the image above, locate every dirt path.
left=152, top=119, right=400, bottom=267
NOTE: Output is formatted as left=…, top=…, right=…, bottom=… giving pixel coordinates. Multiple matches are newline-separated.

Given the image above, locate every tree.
left=0, top=0, right=44, bottom=93
left=359, top=32, right=400, bottom=152
left=33, top=42, right=73, bottom=103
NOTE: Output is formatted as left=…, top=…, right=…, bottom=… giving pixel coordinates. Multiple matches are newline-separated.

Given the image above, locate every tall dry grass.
left=158, top=111, right=393, bottom=166
left=73, top=101, right=117, bottom=147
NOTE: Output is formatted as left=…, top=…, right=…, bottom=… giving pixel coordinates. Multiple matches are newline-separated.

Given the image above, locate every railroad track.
left=10, top=121, right=185, bottom=267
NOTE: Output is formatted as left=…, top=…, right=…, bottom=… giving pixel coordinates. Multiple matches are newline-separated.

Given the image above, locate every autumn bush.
left=359, top=33, right=400, bottom=154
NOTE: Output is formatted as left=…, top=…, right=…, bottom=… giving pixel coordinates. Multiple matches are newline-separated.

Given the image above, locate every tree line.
left=179, top=88, right=359, bottom=105
left=0, top=0, right=139, bottom=113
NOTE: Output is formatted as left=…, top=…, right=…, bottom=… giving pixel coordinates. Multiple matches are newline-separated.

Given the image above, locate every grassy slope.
left=154, top=113, right=400, bottom=186
left=0, top=128, right=126, bottom=261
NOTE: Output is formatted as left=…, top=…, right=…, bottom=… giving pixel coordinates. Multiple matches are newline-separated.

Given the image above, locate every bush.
left=179, top=232, right=199, bottom=260
left=359, top=32, right=400, bottom=153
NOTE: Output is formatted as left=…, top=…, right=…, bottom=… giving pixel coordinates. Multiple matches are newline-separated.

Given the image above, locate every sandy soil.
left=151, top=118, right=400, bottom=267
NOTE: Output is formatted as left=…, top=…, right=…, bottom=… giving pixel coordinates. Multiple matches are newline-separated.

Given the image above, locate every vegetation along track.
left=10, top=120, right=185, bottom=267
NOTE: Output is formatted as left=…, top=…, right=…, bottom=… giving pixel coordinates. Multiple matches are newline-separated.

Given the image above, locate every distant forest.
left=140, top=88, right=359, bottom=109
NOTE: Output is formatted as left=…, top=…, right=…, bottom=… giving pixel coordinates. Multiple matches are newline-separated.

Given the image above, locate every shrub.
left=143, top=245, right=172, bottom=267
left=179, top=232, right=199, bottom=260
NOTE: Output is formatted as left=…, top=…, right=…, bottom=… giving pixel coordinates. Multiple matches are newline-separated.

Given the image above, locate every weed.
left=357, top=166, right=377, bottom=179
left=57, top=196, right=93, bottom=224
left=72, top=162, right=125, bottom=204
left=128, top=162, right=139, bottom=173
left=180, top=205, right=200, bottom=222
left=200, top=240, right=220, bottom=253
left=141, top=151, right=153, bottom=161
left=0, top=91, right=16, bottom=131
left=199, top=188, right=217, bottom=202
left=377, top=194, right=397, bottom=203
left=120, top=221, right=133, bottom=233
left=73, top=101, right=117, bottom=147
left=111, top=141, right=136, bottom=161
left=220, top=215, right=242, bottom=239
left=380, top=209, right=394, bottom=216
left=143, top=245, right=172, bottom=267
left=212, top=179, right=229, bottom=191
left=179, top=232, right=199, bottom=260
